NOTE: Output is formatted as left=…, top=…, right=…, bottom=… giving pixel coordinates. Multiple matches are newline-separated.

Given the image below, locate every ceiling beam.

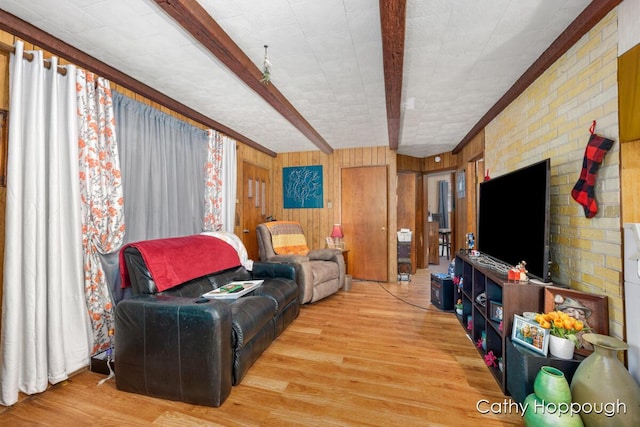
left=452, top=0, right=622, bottom=154
left=379, top=0, right=407, bottom=151
left=154, top=0, right=334, bottom=155
left=0, top=9, right=276, bottom=157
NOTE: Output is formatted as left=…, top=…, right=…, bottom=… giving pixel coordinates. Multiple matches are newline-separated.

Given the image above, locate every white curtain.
left=221, top=134, right=237, bottom=233
left=1, top=41, right=91, bottom=406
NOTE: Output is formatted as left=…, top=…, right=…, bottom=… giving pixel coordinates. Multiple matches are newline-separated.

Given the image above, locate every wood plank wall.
left=454, top=129, right=485, bottom=253
left=423, top=151, right=458, bottom=172
left=273, top=147, right=398, bottom=281
left=622, top=139, right=640, bottom=223
left=397, top=154, right=422, bottom=172
left=619, top=46, right=640, bottom=224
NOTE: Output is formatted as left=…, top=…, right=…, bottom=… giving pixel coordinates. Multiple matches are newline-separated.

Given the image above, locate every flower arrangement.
left=455, top=299, right=463, bottom=315
left=534, top=310, right=588, bottom=348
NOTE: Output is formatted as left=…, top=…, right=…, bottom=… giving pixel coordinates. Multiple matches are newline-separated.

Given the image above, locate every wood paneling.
left=273, top=147, right=398, bottom=281
left=423, top=151, right=458, bottom=172
left=456, top=129, right=485, bottom=169
left=0, top=52, right=8, bottom=111
left=397, top=153, right=423, bottom=172
left=618, top=45, right=640, bottom=143
left=397, top=172, right=417, bottom=273
left=622, top=140, right=640, bottom=223
left=453, top=130, right=485, bottom=252
left=427, top=221, right=439, bottom=264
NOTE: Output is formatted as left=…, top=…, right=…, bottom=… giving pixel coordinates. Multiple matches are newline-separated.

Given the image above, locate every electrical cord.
left=97, top=347, right=115, bottom=386
left=371, top=280, right=438, bottom=311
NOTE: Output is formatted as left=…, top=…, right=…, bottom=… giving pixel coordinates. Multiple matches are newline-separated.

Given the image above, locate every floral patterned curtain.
left=77, top=70, right=125, bottom=355
left=203, top=129, right=224, bottom=232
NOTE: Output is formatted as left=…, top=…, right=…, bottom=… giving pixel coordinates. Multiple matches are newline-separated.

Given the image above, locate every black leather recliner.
left=114, top=242, right=299, bottom=407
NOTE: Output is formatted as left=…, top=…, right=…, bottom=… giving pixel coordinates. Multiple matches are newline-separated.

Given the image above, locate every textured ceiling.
left=0, top=0, right=591, bottom=157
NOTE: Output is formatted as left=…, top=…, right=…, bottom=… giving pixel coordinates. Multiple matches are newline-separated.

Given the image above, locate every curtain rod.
left=0, top=40, right=67, bottom=76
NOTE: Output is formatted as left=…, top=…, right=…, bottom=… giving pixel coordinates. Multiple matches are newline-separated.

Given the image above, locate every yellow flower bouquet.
left=534, top=310, right=588, bottom=348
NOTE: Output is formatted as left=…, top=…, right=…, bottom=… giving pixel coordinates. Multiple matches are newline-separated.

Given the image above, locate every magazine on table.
left=202, top=280, right=264, bottom=299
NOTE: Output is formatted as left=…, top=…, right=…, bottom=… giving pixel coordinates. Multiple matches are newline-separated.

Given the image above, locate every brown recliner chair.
left=256, top=221, right=345, bottom=304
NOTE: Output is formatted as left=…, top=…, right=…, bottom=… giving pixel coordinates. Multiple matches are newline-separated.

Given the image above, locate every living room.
left=0, top=0, right=640, bottom=425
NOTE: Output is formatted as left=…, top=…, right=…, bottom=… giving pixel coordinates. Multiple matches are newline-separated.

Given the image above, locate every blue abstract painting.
left=283, top=165, right=323, bottom=209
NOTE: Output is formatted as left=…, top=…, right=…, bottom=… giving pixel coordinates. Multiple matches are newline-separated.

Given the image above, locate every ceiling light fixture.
left=261, top=44, right=271, bottom=85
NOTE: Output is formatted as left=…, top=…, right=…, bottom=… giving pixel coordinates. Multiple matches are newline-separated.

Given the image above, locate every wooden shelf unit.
left=454, top=252, right=544, bottom=394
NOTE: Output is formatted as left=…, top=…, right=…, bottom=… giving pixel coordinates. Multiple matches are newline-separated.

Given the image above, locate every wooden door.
left=396, top=172, right=417, bottom=273
left=341, top=166, right=388, bottom=281
left=242, top=162, right=270, bottom=260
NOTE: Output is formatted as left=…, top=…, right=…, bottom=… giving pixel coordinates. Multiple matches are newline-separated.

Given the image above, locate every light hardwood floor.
left=0, top=266, right=524, bottom=426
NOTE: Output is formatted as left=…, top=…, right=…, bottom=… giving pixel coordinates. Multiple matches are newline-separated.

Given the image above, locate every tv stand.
left=454, top=251, right=544, bottom=394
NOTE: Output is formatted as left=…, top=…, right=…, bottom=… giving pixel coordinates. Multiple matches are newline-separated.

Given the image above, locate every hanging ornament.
left=261, top=45, right=271, bottom=85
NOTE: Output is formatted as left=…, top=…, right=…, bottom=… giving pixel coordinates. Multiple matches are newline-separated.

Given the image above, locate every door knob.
left=243, top=229, right=250, bottom=233
left=381, top=227, right=386, bottom=232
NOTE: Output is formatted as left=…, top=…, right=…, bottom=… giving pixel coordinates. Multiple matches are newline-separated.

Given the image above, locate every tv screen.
left=478, top=159, right=551, bottom=281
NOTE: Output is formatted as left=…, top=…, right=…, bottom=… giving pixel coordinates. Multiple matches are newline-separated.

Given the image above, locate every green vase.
left=523, top=393, right=584, bottom=427
left=570, top=334, right=640, bottom=427
left=534, top=366, right=572, bottom=404
left=523, top=366, right=584, bottom=427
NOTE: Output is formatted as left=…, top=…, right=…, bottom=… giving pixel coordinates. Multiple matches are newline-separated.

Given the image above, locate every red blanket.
left=120, top=235, right=241, bottom=292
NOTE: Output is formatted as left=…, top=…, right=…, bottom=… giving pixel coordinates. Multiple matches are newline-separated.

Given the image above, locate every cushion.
left=265, top=221, right=310, bottom=255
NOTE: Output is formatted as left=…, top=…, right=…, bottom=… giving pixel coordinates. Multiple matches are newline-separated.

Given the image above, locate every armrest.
left=252, top=262, right=296, bottom=281
left=265, top=254, right=310, bottom=264
left=114, top=294, right=233, bottom=406
left=308, top=248, right=342, bottom=261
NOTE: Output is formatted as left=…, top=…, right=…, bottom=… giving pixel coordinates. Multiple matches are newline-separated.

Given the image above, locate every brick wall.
left=485, top=10, right=623, bottom=338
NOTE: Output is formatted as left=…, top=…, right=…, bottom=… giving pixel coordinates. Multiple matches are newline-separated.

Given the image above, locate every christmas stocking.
left=571, top=133, right=614, bottom=218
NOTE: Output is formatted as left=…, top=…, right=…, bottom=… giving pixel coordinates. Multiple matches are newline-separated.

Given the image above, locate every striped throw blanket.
left=265, top=221, right=310, bottom=255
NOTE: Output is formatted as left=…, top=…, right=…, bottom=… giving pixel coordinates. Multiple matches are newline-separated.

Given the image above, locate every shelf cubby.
left=455, top=251, right=545, bottom=394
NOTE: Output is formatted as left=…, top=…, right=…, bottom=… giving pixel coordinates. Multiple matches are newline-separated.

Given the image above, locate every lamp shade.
left=330, top=224, right=343, bottom=239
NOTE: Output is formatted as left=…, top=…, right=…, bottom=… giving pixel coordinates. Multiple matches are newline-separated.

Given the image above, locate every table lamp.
left=331, top=224, right=344, bottom=248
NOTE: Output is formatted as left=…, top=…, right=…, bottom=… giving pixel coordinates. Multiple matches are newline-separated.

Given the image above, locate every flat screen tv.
left=477, top=158, right=551, bottom=281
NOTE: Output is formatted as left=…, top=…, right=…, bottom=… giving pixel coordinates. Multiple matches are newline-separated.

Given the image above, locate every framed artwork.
left=544, top=286, right=608, bottom=356
left=283, top=165, right=324, bottom=209
left=512, top=314, right=549, bottom=356
left=456, top=170, right=466, bottom=198
left=489, top=300, right=503, bottom=322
